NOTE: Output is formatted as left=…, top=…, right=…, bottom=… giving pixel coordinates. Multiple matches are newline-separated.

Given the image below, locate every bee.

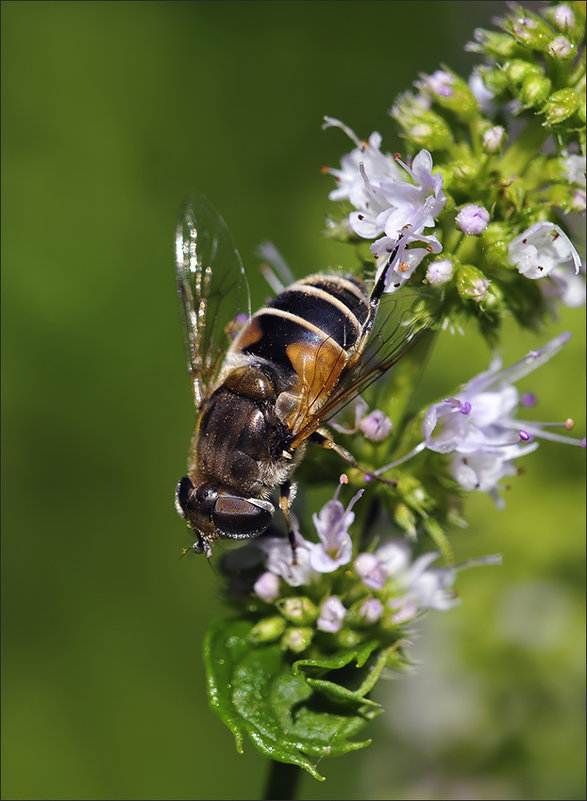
left=174, top=195, right=436, bottom=558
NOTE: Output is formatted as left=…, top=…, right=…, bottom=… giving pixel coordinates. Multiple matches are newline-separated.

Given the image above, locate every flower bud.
left=456, top=204, right=490, bottom=235
left=519, top=74, right=552, bottom=108
left=456, top=264, right=491, bottom=303
left=480, top=67, right=509, bottom=95
left=253, top=571, right=280, bottom=602
left=466, top=28, right=520, bottom=59
left=542, top=88, right=581, bottom=126
left=482, top=125, right=506, bottom=154
left=276, top=596, right=318, bottom=625
left=281, top=627, right=314, bottom=653
left=504, top=59, right=542, bottom=86
left=332, top=628, right=364, bottom=649
left=401, top=110, right=454, bottom=150
left=507, top=12, right=556, bottom=52
left=249, top=615, right=287, bottom=643
left=359, top=410, right=392, bottom=442
left=418, top=68, right=478, bottom=120
left=548, top=35, right=574, bottom=59
left=552, top=5, right=575, bottom=31
left=426, top=258, right=454, bottom=287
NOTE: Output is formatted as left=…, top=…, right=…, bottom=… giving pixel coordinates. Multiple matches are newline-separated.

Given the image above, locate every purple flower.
left=309, top=482, right=363, bottom=572
left=324, top=118, right=446, bottom=293
left=359, top=409, right=392, bottom=442
left=421, top=333, right=584, bottom=505
left=417, top=69, right=455, bottom=99
left=455, top=204, right=490, bottom=235
left=358, top=597, right=384, bottom=625
left=552, top=4, right=575, bottom=29
left=376, top=334, right=584, bottom=506
left=317, top=596, right=347, bottom=633
left=354, top=552, right=388, bottom=590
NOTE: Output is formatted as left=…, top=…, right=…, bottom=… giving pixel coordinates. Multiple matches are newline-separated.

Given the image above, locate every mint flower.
left=259, top=529, right=318, bottom=587
left=317, top=596, right=347, bottom=633
left=322, top=116, right=402, bottom=208
left=309, top=483, right=363, bottom=572
left=508, top=222, right=582, bottom=280
left=377, top=334, right=584, bottom=506
left=421, top=332, right=584, bottom=504
left=332, top=397, right=392, bottom=442
left=324, top=118, right=446, bottom=292
left=541, top=264, right=586, bottom=308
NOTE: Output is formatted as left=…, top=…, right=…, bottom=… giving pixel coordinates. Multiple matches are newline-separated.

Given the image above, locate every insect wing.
left=176, top=195, right=250, bottom=407
left=290, top=289, right=439, bottom=444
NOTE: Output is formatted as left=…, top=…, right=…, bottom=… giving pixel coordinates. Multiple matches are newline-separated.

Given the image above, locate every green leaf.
left=204, top=619, right=388, bottom=781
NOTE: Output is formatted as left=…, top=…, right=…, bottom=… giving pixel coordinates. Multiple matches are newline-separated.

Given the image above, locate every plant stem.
left=264, top=760, right=301, bottom=800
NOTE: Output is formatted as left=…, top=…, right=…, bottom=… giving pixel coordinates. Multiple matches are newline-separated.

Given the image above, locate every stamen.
left=374, top=441, right=427, bottom=475
left=519, top=430, right=531, bottom=441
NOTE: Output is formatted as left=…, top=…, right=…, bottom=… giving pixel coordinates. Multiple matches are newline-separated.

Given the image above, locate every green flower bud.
left=503, top=59, right=542, bottom=86
left=505, top=10, right=557, bottom=53
left=467, top=28, right=521, bottom=59
left=441, top=158, right=479, bottom=193
left=519, top=73, right=552, bottom=108
left=402, top=110, right=454, bottom=151
left=456, top=264, right=491, bottom=303
left=281, top=627, right=314, bottom=654
left=542, top=88, right=581, bottom=125
left=332, top=628, right=364, bottom=649
left=276, top=596, right=318, bottom=625
left=249, top=615, right=287, bottom=644
left=480, top=67, right=509, bottom=95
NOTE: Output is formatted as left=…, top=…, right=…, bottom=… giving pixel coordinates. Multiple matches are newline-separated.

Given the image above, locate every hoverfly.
left=174, top=195, right=436, bottom=558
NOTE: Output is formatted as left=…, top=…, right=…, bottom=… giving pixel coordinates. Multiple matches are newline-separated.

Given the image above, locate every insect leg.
left=354, top=235, right=406, bottom=354
left=279, top=480, right=298, bottom=564
left=309, top=431, right=398, bottom=488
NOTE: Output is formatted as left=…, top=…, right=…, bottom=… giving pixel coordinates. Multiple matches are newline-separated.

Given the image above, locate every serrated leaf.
left=204, top=618, right=383, bottom=780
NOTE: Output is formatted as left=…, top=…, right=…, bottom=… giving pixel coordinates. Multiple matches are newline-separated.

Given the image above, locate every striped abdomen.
left=230, top=274, right=370, bottom=435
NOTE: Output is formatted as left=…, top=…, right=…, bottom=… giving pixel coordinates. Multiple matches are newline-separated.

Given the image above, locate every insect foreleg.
left=309, top=431, right=398, bottom=489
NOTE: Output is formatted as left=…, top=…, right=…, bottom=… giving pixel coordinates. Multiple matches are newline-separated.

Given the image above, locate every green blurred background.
left=2, top=2, right=585, bottom=799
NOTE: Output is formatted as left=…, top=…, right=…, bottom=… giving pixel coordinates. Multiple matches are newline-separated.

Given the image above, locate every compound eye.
left=175, top=476, right=195, bottom=518
left=212, top=496, right=274, bottom=539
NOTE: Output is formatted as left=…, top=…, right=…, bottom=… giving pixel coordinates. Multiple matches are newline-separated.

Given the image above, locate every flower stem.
left=264, top=759, right=301, bottom=800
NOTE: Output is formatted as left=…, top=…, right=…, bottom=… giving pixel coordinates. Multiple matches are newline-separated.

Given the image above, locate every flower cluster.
left=323, top=3, right=585, bottom=319
left=239, top=477, right=468, bottom=655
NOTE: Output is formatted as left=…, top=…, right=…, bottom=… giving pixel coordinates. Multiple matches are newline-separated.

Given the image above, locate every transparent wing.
left=289, top=289, right=440, bottom=446
left=175, top=195, right=251, bottom=407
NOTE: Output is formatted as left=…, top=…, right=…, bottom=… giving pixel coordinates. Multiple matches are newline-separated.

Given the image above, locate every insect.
left=174, top=195, right=436, bottom=558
